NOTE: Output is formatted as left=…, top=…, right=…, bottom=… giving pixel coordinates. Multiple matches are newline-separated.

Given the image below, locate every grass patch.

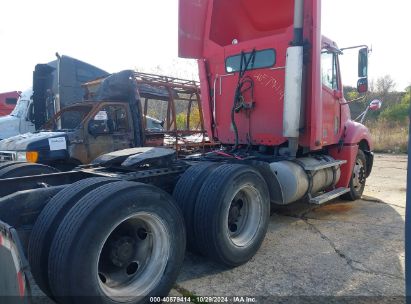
left=368, top=120, right=409, bottom=153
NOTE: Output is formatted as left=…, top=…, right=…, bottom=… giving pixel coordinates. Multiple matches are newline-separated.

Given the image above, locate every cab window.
left=226, top=49, right=276, bottom=73
left=5, top=98, right=17, bottom=105
left=321, top=51, right=339, bottom=90
left=99, top=105, right=129, bottom=133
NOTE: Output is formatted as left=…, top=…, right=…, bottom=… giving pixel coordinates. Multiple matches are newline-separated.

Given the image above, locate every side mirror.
left=369, top=99, right=382, bottom=111
left=358, top=47, right=368, bottom=78
left=357, top=47, right=369, bottom=94
left=357, top=78, right=368, bottom=94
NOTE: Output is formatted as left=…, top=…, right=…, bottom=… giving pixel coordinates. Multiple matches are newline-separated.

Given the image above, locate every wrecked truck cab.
left=0, top=100, right=141, bottom=169
left=0, top=70, right=206, bottom=170
left=0, top=101, right=166, bottom=169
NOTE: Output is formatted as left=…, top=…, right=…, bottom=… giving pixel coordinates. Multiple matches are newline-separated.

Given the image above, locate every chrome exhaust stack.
left=282, top=0, right=304, bottom=157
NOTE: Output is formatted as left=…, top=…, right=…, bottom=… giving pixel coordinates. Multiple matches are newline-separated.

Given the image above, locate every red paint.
left=17, top=271, right=25, bottom=297
left=0, top=91, right=20, bottom=116
left=343, top=120, right=373, bottom=150
left=0, top=234, right=3, bottom=246
left=329, top=144, right=358, bottom=188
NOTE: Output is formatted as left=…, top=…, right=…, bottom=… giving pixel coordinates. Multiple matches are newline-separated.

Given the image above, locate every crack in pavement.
left=361, top=196, right=405, bottom=209
left=301, top=218, right=404, bottom=281
left=276, top=208, right=404, bottom=281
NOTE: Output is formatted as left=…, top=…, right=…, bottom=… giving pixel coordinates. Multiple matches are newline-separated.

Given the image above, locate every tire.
left=48, top=181, right=186, bottom=304
left=172, top=162, right=220, bottom=253
left=342, top=149, right=367, bottom=201
left=194, top=164, right=270, bottom=267
left=28, top=177, right=119, bottom=297
left=0, top=162, right=58, bottom=178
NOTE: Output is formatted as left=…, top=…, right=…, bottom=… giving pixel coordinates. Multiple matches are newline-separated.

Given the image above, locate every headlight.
left=16, top=152, right=27, bottom=161
left=16, top=151, right=39, bottom=163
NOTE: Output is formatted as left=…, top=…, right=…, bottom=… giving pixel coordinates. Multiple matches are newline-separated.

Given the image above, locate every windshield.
left=10, top=99, right=29, bottom=118
left=48, top=105, right=92, bottom=130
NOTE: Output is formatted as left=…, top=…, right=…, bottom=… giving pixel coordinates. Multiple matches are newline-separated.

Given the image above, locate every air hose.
left=231, top=49, right=256, bottom=152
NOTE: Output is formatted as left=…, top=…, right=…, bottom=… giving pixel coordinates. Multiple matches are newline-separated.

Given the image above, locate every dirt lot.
left=31, top=153, right=406, bottom=303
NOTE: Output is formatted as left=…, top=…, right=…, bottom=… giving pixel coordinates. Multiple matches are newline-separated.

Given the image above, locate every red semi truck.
left=0, top=0, right=378, bottom=303
left=0, top=91, right=20, bottom=116
left=179, top=0, right=375, bottom=203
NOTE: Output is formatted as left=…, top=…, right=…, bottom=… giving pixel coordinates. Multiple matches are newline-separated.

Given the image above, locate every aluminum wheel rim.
left=225, top=184, right=263, bottom=247
left=352, top=158, right=365, bottom=191
left=97, top=212, right=170, bottom=302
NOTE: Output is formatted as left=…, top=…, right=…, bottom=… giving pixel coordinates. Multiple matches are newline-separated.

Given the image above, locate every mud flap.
left=0, top=220, right=31, bottom=303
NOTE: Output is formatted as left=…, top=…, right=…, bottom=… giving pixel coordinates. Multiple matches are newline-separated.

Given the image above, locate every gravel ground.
left=29, top=153, right=407, bottom=303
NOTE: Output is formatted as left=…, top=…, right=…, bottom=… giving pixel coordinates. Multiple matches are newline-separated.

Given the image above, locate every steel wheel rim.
left=97, top=212, right=170, bottom=302
left=225, top=184, right=263, bottom=247
left=352, top=158, right=365, bottom=191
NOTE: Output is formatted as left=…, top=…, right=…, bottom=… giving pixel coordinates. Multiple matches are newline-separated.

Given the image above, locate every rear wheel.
left=48, top=181, right=186, bottom=304
left=28, top=177, right=119, bottom=297
left=173, top=162, right=220, bottom=252
left=0, top=162, right=58, bottom=178
left=194, top=164, right=270, bottom=267
left=342, top=149, right=367, bottom=201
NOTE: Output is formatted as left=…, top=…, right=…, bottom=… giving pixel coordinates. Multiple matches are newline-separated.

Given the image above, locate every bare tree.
left=376, top=75, right=396, bottom=95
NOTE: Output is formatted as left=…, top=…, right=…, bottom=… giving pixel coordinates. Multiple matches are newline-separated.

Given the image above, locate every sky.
left=0, top=0, right=410, bottom=92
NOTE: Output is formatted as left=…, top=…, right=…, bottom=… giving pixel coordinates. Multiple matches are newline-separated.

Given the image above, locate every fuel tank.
left=270, top=156, right=341, bottom=204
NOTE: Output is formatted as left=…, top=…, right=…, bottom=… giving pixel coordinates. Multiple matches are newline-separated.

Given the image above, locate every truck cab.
left=179, top=0, right=374, bottom=200
left=0, top=89, right=35, bottom=140
left=0, top=56, right=108, bottom=142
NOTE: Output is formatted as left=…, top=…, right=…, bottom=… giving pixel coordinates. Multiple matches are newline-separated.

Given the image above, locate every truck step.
left=309, top=187, right=350, bottom=205
left=302, top=159, right=346, bottom=171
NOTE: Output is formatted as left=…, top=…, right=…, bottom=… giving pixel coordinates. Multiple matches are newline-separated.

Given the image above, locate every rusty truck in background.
left=0, top=70, right=207, bottom=171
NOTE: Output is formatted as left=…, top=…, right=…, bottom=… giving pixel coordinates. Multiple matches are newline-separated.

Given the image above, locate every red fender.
left=343, top=120, right=373, bottom=150
left=329, top=120, right=372, bottom=188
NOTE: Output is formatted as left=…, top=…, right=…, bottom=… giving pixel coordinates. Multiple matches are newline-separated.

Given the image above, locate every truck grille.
left=0, top=151, right=16, bottom=162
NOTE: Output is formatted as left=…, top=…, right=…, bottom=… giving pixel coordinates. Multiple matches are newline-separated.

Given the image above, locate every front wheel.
left=342, top=149, right=367, bottom=201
